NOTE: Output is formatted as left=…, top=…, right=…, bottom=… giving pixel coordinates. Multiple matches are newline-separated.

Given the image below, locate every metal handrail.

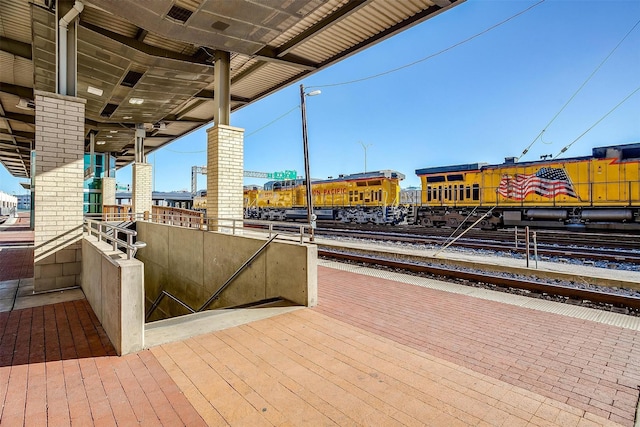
left=102, top=208, right=312, bottom=243
left=197, top=234, right=278, bottom=312
left=83, top=217, right=146, bottom=259
left=145, top=234, right=279, bottom=321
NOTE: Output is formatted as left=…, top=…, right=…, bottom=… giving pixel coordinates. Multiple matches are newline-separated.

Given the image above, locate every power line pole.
left=359, top=141, right=372, bottom=173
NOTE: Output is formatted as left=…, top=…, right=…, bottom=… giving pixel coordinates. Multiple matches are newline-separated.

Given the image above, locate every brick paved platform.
left=1, top=215, right=639, bottom=426
left=0, top=213, right=33, bottom=283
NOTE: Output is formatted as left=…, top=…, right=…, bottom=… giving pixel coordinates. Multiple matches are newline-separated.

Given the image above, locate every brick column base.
left=132, top=163, right=152, bottom=217
left=206, top=125, right=244, bottom=233
left=33, top=91, right=85, bottom=292
left=102, top=177, right=116, bottom=206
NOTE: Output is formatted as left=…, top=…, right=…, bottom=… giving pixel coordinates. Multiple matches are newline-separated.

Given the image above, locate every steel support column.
left=213, top=50, right=231, bottom=126
left=57, top=0, right=83, bottom=96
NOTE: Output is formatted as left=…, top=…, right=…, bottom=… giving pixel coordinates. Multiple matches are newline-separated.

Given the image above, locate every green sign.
left=116, top=184, right=129, bottom=191
left=267, top=170, right=297, bottom=180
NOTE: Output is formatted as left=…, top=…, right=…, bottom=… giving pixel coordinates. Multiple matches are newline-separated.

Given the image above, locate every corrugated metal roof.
left=0, top=0, right=464, bottom=175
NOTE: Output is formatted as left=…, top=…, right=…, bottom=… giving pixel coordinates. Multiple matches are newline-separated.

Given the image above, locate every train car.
left=244, top=170, right=407, bottom=224
left=193, top=190, right=207, bottom=210
left=405, top=143, right=640, bottom=231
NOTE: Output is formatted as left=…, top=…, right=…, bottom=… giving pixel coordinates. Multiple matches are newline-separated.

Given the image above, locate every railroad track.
left=317, top=222, right=640, bottom=251
left=319, top=250, right=640, bottom=312
left=315, top=227, right=640, bottom=264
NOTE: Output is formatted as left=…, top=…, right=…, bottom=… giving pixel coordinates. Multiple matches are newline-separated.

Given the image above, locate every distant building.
left=115, top=191, right=195, bottom=210
left=16, top=194, right=31, bottom=210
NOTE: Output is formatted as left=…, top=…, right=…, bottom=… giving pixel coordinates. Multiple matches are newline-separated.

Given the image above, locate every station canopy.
left=0, top=0, right=463, bottom=178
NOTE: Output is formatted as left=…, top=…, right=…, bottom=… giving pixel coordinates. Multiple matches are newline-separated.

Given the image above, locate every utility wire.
left=311, top=0, right=545, bottom=89
left=553, top=85, right=640, bottom=159
left=245, top=105, right=300, bottom=137
left=165, top=148, right=206, bottom=154
left=518, top=17, right=640, bottom=161
left=161, top=105, right=300, bottom=153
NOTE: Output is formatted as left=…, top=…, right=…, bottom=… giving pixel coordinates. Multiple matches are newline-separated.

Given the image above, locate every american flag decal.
left=498, top=167, right=577, bottom=200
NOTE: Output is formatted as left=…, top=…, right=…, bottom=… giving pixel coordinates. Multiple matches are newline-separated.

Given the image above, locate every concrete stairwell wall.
left=135, top=222, right=317, bottom=321
left=81, top=237, right=144, bottom=355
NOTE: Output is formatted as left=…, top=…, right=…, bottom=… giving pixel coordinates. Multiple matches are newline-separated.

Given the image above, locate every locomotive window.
left=472, top=184, right=479, bottom=200
left=359, top=192, right=363, bottom=201
left=356, top=182, right=367, bottom=187
left=427, top=186, right=432, bottom=202
left=466, top=186, right=471, bottom=199
left=459, top=186, right=464, bottom=201
left=447, top=174, right=464, bottom=181
left=426, top=176, right=446, bottom=183
left=622, top=147, right=640, bottom=160
left=378, top=190, right=382, bottom=201
left=369, top=180, right=381, bottom=186
left=449, top=185, right=453, bottom=201
left=438, top=186, right=442, bottom=201
left=443, top=186, right=448, bottom=200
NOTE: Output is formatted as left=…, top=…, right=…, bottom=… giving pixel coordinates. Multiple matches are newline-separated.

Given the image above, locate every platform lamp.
left=300, top=84, right=321, bottom=241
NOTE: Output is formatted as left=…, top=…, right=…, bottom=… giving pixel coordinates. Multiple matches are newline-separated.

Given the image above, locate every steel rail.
left=313, top=228, right=640, bottom=264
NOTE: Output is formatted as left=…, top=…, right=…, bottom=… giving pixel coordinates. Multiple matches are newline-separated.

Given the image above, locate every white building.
left=0, top=191, right=17, bottom=216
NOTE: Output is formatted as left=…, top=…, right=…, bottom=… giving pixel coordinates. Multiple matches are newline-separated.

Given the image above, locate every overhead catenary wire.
left=553, top=85, right=640, bottom=159
left=517, top=17, right=640, bottom=161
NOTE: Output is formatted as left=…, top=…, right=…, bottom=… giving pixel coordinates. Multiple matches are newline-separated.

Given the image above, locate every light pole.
left=300, top=84, right=321, bottom=241
left=358, top=141, right=372, bottom=173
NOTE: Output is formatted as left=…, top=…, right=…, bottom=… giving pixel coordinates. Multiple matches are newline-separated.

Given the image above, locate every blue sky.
left=1, top=0, right=639, bottom=194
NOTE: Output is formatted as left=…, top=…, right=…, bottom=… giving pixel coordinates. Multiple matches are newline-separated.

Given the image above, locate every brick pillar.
left=206, top=124, right=244, bottom=232
left=132, top=163, right=152, bottom=217
left=33, top=91, right=85, bottom=292
left=102, top=177, right=116, bottom=206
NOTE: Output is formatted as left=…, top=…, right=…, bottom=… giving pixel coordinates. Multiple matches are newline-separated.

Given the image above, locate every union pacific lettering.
left=312, top=188, right=347, bottom=196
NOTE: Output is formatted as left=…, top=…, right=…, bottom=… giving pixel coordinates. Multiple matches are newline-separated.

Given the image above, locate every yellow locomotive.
left=404, top=143, right=640, bottom=231
left=244, top=170, right=406, bottom=224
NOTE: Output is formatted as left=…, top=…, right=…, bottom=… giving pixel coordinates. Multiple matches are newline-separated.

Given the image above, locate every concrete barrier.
left=81, top=236, right=144, bottom=355
left=136, top=222, right=317, bottom=321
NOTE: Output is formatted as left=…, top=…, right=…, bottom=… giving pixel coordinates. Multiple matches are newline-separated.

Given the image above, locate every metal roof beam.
left=193, top=90, right=251, bottom=104
left=1, top=112, right=35, bottom=125
left=318, top=3, right=445, bottom=68
left=252, top=47, right=318, bottom=70
left=0, top=142, right=31, bottom=152
left=0, top=37, right=32, bottom=60
left=0, top=83, right=34, bottom=99
left=0, top=130, right=34, bottom=141
left=80, top=22, right=215, bottom=67
left=269, top=0, right=368, bottom=58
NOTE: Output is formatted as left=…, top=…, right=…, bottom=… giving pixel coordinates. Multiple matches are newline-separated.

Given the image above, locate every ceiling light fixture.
left=87, top=86, right=103, bottom=96
left=123, top=116, right=133, bottom=119
left=109, top=130, right=118, bottom=133
left=129, top=98, right=144, bottom=105
left=16, top=98, right=35, bottom=110
left=96, top=141, right=106, bottom=145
